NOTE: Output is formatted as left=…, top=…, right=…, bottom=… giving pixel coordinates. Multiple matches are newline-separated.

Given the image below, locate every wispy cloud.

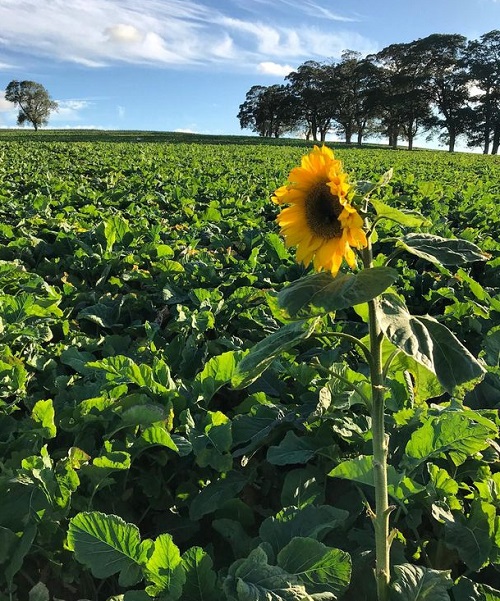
left=232, top=0, right=360, bottom=22
left=271, top=0, right=361, bottom=22
left=51, top=99, right=92, bottom=122
left=0, top=0, right=376, bottom=71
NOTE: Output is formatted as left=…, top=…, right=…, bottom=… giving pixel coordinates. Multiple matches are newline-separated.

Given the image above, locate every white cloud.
left=258, top=61, right=295, bottom=76
left=219, top=17, right=377, bottom=59
left=0, top=0, right=377, bottom=69
left=105, top=24, right=143, bottom=44
left=118, top=105, right=126, bottom=118
left=233, top=0, right=359, bottom=22
left=273, top=0, right=360, bottom=22
left=51, top=99, right=92, bottom=122
left=0, top=92, right=13, bottom=113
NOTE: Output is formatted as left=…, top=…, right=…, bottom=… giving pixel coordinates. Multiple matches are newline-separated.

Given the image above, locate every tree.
left=5, top=80, right=58, bottom=131
left=465, top=30, right=500, bottom=154
left=237, top=84, right=299, bottom=138
left=413, top=34, right=471, bottom=152
left=325, top=51, right=380, bottom=145
left=371, top=42, right=433, bottom=150
left=286, top=61, right=332, bottom=141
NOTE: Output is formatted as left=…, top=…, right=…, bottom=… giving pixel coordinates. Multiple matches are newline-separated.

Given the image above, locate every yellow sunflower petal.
left=274, top=146, right=367, bottom=277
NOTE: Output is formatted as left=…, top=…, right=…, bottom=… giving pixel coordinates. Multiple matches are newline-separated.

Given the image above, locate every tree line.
left=237, top=31, right=500, bottom=153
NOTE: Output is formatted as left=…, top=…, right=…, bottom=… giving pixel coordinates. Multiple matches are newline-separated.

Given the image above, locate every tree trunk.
left=357, top=130, right=363, bottom=146
left=311, top=116, right=318, bottom=142
left=448, top=130, right=456, bottom=153
left=483, top=119, right=491, bottom=154
left=345, top=126, right=352, bottom=144
left=491, top=124, right=500, bottom=154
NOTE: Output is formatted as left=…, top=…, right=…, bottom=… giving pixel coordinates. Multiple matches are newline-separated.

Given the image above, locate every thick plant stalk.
left=362, top=243, right=391, bottom=601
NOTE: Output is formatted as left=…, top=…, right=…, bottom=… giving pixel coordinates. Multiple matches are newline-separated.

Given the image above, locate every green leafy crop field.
left=0, top=132, right=499, bottom=600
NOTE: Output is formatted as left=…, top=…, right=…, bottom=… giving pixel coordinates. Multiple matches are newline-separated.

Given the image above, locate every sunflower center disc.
left=305, top=182, right=343, bottom=239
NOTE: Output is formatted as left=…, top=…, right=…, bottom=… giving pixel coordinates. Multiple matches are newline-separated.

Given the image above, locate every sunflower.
left=273, top=145, right=367, bottom=276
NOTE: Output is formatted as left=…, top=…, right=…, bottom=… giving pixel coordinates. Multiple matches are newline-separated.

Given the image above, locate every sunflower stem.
left=361, top=239, right=391, bottom=601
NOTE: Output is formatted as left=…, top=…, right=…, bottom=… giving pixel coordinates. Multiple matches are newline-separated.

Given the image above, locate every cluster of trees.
left=4, top=80, right=58, bottom=131
left=237, top=31, right=500, bottom=153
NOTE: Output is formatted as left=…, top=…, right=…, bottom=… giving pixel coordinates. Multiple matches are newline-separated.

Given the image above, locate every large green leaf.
left=280, top=468, right=324, bottom=508
left=442, top=500, right=496, bottom=571
left=232, top=319, right=319, bottom=389
left=391, top=563, right=452, bottom=600
left=379, top=293, right=485, bottom=393
left=404, top=412, right=497, bottom=468
left=277, top=537, right=351, bottom=596
left=189, top=471, right=247, bottom=521
left=452, top=577, right=500, bottom=601
left=193, top=350, right=244, bottom=403
left=371, top=199, right=431, bottom=228
left=266, top=431, right=319, bottom=466
left=0, top=526, right=18, bottom=564
left=328, top=455, right=400, bottom=488
left=31, top=398, right=56, bottom=439
left=144, top=533, right=186, bottom=599
left=4, top=524, right=37, bottom=589
left=223, top=546, right=308, bottom=601
left=67, top=512, right=152, bottom=587
left=181, top=546, right=219, bottom=601
left=259, top=505, right=348, bottom=555
left=188, top=410, right=233, bottom=472
left=397, top=233, right=489, bottom=265
left=87, top=355, right=175, bottom=394
left=103, top=214, right=131, bottom=253
left=328, top=455, right=423, bottom=501
left=277, top=268, right=398, bottom=317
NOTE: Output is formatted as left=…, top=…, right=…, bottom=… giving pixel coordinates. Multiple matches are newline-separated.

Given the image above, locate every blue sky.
left=0, top=0, right=499, bottom=146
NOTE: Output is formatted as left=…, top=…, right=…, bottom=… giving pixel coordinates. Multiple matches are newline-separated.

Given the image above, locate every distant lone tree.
left=5, top=80, right=58, bottom=131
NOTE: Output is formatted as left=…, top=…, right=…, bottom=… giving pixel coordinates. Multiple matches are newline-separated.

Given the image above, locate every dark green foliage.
left=0, top=137, right=499, bottom=600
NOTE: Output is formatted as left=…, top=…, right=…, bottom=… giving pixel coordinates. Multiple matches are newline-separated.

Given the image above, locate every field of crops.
left=0, top=132, right=499, bottom=601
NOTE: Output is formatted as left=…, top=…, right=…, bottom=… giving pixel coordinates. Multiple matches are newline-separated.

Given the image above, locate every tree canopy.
left=5, top=80, right=58, bottom=131
left=237, top=30, right=500, bottom=153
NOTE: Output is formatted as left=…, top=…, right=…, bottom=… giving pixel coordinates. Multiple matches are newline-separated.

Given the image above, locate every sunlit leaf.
left=371, top=199, right=431, bottom=228
left=379, top=293, right=485, bottom=393
left=232, top=319, right=319, bottom=389
left=144, top=533, right=185, bottom=598
left=391, top=563, right=452, bottom=600
left=277, top=537, right=351, bottom=596
left=67, top=512, right=152, bottom=587
left=397, top=233, right=490, bottom=265
left=181, top=546, right=219, bottom=601
left=278, top=268, right=398, bottom=317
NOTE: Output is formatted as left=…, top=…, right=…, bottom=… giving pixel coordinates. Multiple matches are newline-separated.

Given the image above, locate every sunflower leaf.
left=232, top=318, right=319, bottom=388
left=391, top=563, right=452, bottom=601
left=371, top=199, right=431, bottom=228
left=278, top=268, right=398, bottom=317
left=397, top=233, right=490, bottom=265
left=378, top=293, right=485, bottom=393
